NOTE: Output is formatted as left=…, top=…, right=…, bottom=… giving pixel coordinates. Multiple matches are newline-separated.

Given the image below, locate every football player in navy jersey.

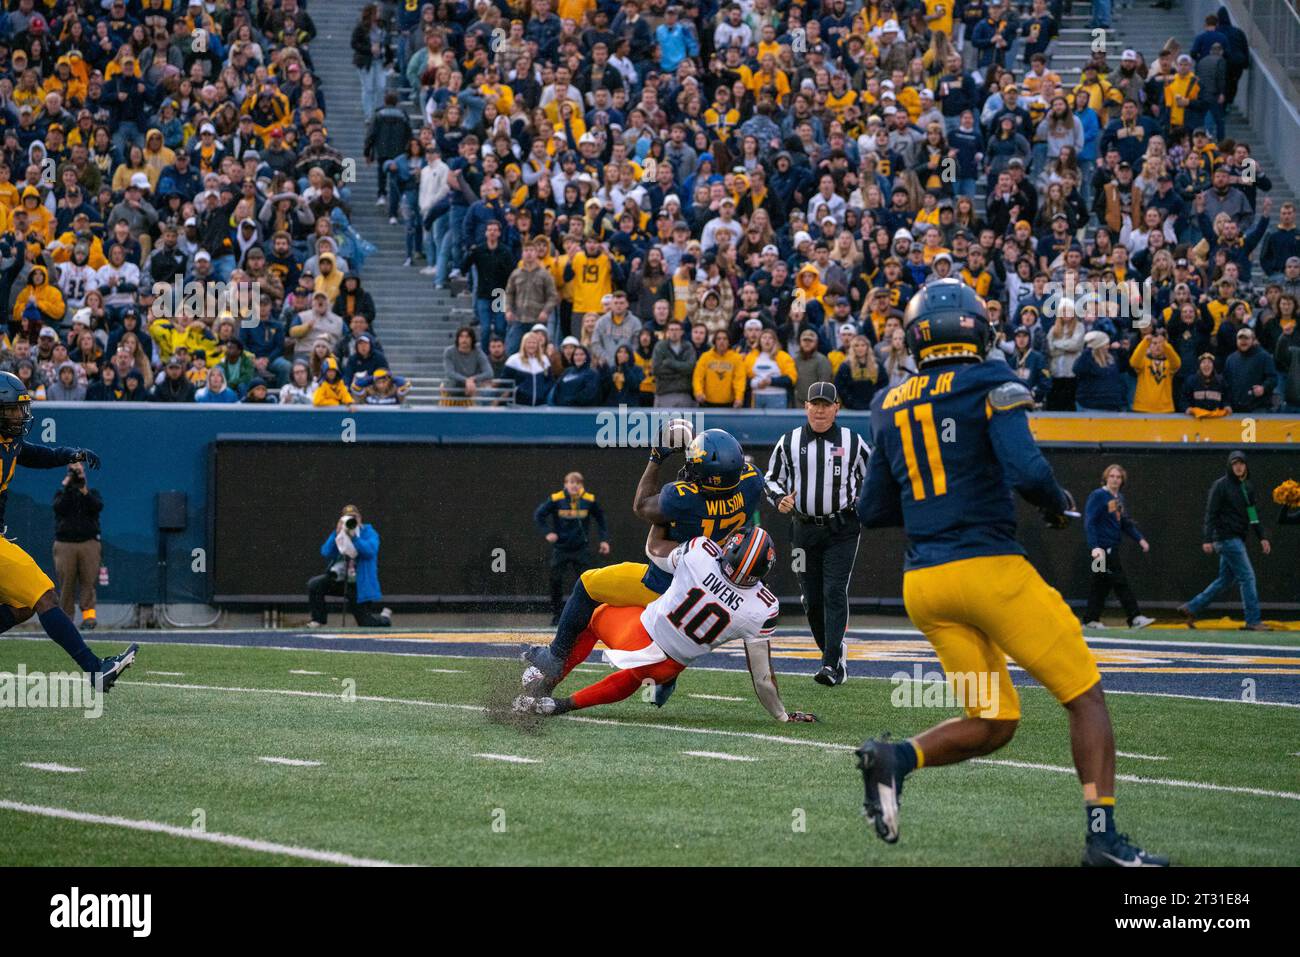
left=853, top=280, right=1167, bottom=867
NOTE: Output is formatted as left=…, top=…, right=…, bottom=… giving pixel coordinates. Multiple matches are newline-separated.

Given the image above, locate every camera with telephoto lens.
left=344, top=515, right=358, bottom=531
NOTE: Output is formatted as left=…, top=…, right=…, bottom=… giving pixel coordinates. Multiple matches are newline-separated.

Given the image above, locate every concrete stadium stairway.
left=1108, top=3, right=1297, bottom=210
left=311, top=2, right=457, bottom=405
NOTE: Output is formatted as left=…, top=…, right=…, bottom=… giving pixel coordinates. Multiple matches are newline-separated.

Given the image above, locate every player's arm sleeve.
left=986, top=383, right=1069, bottom=513
left=764, top=434, right=790, bottom=504
left=16, top=444, right=77, bottom=468
left=856, top=438, right=904, bottom=528
left=743, top=631, right=788, bottom=722
left=647, top=536, right=691, bottom=573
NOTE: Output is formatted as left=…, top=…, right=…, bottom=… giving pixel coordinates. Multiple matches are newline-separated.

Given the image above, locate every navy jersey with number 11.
left=856, top=360, right=1069, bottom=570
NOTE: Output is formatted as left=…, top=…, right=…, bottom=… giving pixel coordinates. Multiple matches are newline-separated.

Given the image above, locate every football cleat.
left=511, top=694, right=557, bottom=716
left=96, top=643, right=138, bottom=693
left=651, top=677, right=677, bottom=708
left=1129, top=615, right=1155, bottom=629
left=855, top=736, right=904, bottom=844
left=522, top=644, right=564, bottom=680
left=520, top=665, right=557, bottom=698
left=1082, top=833, right=1170, bottom=867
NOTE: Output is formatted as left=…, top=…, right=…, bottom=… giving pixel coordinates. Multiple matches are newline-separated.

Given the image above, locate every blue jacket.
left=1085, top=487, right=1145, bottom=550
left=655, top=23, right=698, bottom=71
left=1074, top=107, right=1101, bottom=162
left=1073, top=352, right=1127, bottom=411
left=548, top=364, right=603, bottom=406
left=320, top=524, right=383, bottom=604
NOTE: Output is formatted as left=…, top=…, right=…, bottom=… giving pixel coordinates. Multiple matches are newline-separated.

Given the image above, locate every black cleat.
left=855, top=736, right=903, bottom=844
left=1082, top=833, right=1170, bottom=867
left=814, top=663, right=846, bottom=686
left=651, top=677, right=677, bottom=708
left=81, top=618, right=96, bottom=631
left=521, top=644, right=563, bottom=679
left=96, top=643, right=138, bottom=692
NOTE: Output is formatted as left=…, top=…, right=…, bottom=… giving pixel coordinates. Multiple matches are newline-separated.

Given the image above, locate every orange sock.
left=568, top=669, right=643, bottom=710
left=82, top=609, right=96, bottom=620
left=560, top=629, right=598, bottom=682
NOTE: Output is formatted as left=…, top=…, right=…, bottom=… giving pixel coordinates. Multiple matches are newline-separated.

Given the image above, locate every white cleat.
left=521, top=666, right=544, bottom=688
left=511, top=694, right=557, bottom=715
left=1129, top=615, right=1156, bottom=629
left=1084, top=621, right=1107, bottom=629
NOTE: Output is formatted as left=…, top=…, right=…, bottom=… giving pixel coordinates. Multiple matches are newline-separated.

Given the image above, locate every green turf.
left=0, top=637, right=1296, bottom=866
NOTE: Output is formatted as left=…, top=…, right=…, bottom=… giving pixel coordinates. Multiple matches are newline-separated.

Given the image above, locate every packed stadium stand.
left=2, top=1, right=1298, bottom=416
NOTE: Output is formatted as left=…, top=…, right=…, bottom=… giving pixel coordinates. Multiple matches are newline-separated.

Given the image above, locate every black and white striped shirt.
left=765, top=425, right=870, bottom=517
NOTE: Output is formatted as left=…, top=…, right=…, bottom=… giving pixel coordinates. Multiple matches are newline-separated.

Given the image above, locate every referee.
left=765, top=381, right=870, bottom=686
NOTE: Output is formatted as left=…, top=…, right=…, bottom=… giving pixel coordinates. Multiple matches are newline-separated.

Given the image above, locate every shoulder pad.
left=987, top=381, right=1035, bottom=413
left=581, top=491, right=595, bottom=501
left=551, top=491, right=565, bottom=501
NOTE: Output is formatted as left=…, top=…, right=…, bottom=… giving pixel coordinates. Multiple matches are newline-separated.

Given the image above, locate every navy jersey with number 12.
left=641, top=463, right=766, bottom=592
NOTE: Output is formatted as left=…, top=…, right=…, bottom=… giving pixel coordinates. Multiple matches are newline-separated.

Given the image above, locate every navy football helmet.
left=902, top=279, right=993, bottom=367
left=0, top=371, right=33, bottom=439
left=719, top=525, right=776, bottom=588
left=680, top=428, right=744, bottom=490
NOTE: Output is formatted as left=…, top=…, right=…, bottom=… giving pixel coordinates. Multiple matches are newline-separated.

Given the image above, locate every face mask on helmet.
left=0, top=397, right=34, bottom=439
left=680, top=429, right=744, bottom=489
left=720, top=527, right=775, bottom=587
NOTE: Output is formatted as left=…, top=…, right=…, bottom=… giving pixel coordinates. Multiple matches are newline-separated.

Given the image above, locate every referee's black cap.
left=806, top=381, right=839, bottom=404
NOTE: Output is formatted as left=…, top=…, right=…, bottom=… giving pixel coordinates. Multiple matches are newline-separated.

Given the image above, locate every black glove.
left=70, top=449, right=101, bottom=470
left=1042, top=488, right=1075, bottom=530
left=649, top=444, right=680, bottom=464
left=786, top=711, right=818, bottom=723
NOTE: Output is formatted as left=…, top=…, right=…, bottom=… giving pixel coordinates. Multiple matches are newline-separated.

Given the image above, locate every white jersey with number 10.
left=641, top=537, right=779, bottom=665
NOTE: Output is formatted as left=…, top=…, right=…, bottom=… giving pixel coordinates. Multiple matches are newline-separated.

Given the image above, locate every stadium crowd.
left=0, top=0, right=412, bottom=407
left=406, top=0, right=1300, bottom=415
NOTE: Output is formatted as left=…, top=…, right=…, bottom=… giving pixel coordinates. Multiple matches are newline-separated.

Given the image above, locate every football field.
left=1, top=628, right=1297, bottom=867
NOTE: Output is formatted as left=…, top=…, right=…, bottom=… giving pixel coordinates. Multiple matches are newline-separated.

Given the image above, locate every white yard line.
left=145, top=671, right=185, bottom=677
left=115, top=680, right=1300, bottom=802
left=426, top=668, right=464, bottom=674
left=258, top=757, right=322, bottom=767
left=1117, top=751, right=1169, bottom=761
left=0, top=798, right=406, bottom=866
left=288, top=670, right=325, bottom=675
left=975, top=759, right=1300, bottom=801
left=682, top=751, right=756, bottom=762
left=21, top=763, right=83, bottom=773
left=474, top=753, right=540, bottom=764
left=40, top=639, right=1300, bottom=707
left=688, top=693, right=745, bottom=702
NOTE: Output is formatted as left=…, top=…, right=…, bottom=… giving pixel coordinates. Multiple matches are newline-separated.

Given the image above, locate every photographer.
left=52, top=460, right=104, bottom=630
left=306, top=505, right=392, bottom=628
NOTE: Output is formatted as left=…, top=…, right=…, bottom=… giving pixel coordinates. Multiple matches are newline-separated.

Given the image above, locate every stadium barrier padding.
left=8, top=405, right=1297, bottom=609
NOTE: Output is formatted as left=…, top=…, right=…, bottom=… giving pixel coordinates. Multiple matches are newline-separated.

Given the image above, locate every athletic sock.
left=559, top=629, right=599, bottom=682
left=568, top=669, right=643, bottom=710
left=0, top=605, right=17, bottom=636
left=896, top=740, right=920, bottom=777
left=1085, top=797, right=1117, bottom=840
left=39, top=606, right=100, bottom=673
left=82, top=608, right=96, bottom=621
left=549, top=581, right=598, bottom=660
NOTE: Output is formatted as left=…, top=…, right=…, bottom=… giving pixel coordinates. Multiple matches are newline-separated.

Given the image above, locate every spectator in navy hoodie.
left=1223, top=327, right=1278, bottom=413
left=1083, top=464, right=1154, bottom=629
left=1074, top=330, right=1128, bottom=411
left=548, top=344, right=602, bottom=406
left=603, top=345, right=645, bottom=405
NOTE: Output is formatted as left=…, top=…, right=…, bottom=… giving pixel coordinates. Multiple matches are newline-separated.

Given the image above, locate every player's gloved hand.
left=649, top=444, right=680, bottom=464
left=70, top=449, right=101, bottom=469
left=1042, top=488, right=1076, bottom=530
left=785, top=711, right=818, bottom=723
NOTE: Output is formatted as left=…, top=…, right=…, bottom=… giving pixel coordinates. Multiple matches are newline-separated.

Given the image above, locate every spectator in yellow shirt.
left=693, top=328, right=746, bottom=407
left=1130, top=327, right=1183, bottom=413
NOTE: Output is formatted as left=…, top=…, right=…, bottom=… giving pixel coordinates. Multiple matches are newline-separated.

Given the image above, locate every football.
left=660, top=417, right=695, bottom=450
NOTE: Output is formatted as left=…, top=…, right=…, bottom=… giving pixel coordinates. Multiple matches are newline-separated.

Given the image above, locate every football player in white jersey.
left=514, top=524, right=817, bottom=723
